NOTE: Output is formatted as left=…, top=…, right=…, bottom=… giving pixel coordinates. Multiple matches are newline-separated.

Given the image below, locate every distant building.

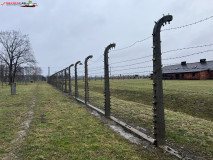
left=162, top=59, right=213, bottom=80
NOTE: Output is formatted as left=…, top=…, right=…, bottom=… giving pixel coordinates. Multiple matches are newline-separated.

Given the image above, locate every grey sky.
left=1, top=0, right=213, bottom=76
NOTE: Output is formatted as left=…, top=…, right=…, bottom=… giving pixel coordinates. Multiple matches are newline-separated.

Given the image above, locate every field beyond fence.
left=47, top=14, right=213, bottom=159
left=49, top=76, right=213, bottom=159
left=76, top=79, right=213, bottom=158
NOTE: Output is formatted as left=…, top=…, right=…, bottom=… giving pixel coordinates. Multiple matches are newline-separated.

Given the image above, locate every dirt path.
left=2, top=85, right=38, bottom=160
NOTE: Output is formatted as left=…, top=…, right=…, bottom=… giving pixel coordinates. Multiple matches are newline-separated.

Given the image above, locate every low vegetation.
left=0, top=83, right=172, bottom=160
left=0, top=83, right=37, bottom=157
left=76, top=79, right=213, bottom=158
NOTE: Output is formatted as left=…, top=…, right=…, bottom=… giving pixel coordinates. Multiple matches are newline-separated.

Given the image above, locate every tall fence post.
left=52, top=74, right=55, bottom=85
left=60, top=70, right=63, bottom=91
left=64, top=68, right=67, bottom=92
left=84, top=55, right=93, bottom=104
left=75, top=61, right=81, bottom=98
left=59, top=71, right=62, bottom=90
left=104, top=43, right=116, bottom=117
left=56, top=72, right=58, bottom=88
left=69, top=64, right=74, bottom=95
left=152, top=14, right=173, bottom=146
left=58, top=71, right=60, bottom=89
left=62, top=70, right=64, bottom=91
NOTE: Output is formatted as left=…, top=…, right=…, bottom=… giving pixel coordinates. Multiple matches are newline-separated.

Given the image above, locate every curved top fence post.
left=104, top=43, right=116, bottom=117
left=84, top=55, right=93, bottom=104
left=75, top=61, right=81, bottom=98
left=68, top=64, right=74, bottom=95
left=152, top=14, right=173, bottom=146
left=64, top=68, right=67, bottom=93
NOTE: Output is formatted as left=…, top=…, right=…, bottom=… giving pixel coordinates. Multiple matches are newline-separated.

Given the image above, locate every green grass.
left=77, top=79, right=213, bottom=121
left=0, top=82, right=172, bottom=160
left=0, top=83, right=37, bottom=156
left=75, top=79, right=213, bottom=158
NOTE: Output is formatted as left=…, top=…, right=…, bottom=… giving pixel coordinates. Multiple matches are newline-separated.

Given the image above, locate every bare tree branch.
left=0, top=30, right=36, bottom=84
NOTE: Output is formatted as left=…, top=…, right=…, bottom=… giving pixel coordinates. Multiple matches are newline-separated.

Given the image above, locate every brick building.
left=162, top=59, right=213, bottom=80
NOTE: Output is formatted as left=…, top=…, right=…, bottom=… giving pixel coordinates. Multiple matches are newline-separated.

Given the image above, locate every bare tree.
left=32, top=66, right=42, bottom=81
left=22, top=65, right=42, bottom=82
left=0, top=30, right=36, bottom=84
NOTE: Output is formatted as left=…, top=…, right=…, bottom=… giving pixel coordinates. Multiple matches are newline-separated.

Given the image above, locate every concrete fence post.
left=58, top=72, right=60, bottom=89
left=62, top=70, right=64, bottom=91
left=62, top=70, right=65, bottom=91
left=69, top=64, right=74, bottom=95
left=75, top=61, right=81, bottom=98
left=58, top=71, right=61, bottom=90
left=104, top=43, right=116, bottom=117
left=152, top=14, right=173, bottom=146
left=60, top=70, right=63, bottom=91
left=56, top=72, right=59, bottom=88
left=64, top=69, right=67, bottom=92
left=84, top=55, right=93, bottom=104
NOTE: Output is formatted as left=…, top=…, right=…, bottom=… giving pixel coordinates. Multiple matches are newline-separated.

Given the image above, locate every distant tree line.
left=0, top=59, right=45, bottom=83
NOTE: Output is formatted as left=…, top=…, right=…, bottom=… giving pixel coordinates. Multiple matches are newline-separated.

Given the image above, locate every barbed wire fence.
left=48, top=14, right=213, bottom=152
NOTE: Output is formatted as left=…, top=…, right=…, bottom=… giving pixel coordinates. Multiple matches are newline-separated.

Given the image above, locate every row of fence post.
left=85, top=55, right=93, bottom=104
left=48, top=14, right=173, bottom=147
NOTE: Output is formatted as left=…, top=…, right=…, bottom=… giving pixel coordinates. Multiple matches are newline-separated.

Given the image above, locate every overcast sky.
left=1, top=0, right=213, bottom=76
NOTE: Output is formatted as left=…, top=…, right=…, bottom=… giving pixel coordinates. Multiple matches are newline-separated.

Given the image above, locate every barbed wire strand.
left=111, top=65, right=152, bottom=72
left=89, top=71, right=104, bottom=75
left=78, top=66, right=104, bottom=72
left=89, top=67, right=104, bottom=71
left=90, top=55, right=103, bottom=65
left=120, top=70, right=152, bottom=75
left=111, top=60, right=152, bottom=69
left=108, top=80, right=153, bottom=86
left=110, top=55, right=152, bottom=65
left=163, top=49, right=213, bottom=61
left=162, top=15, right=213, bottom=31
left=109, top=80, right=153, bottom=86
left=162, top=43, right=213, bottom=54
left=109, top=42, right=213, bottom=66
left=111, top=36, right=152, bottom=53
